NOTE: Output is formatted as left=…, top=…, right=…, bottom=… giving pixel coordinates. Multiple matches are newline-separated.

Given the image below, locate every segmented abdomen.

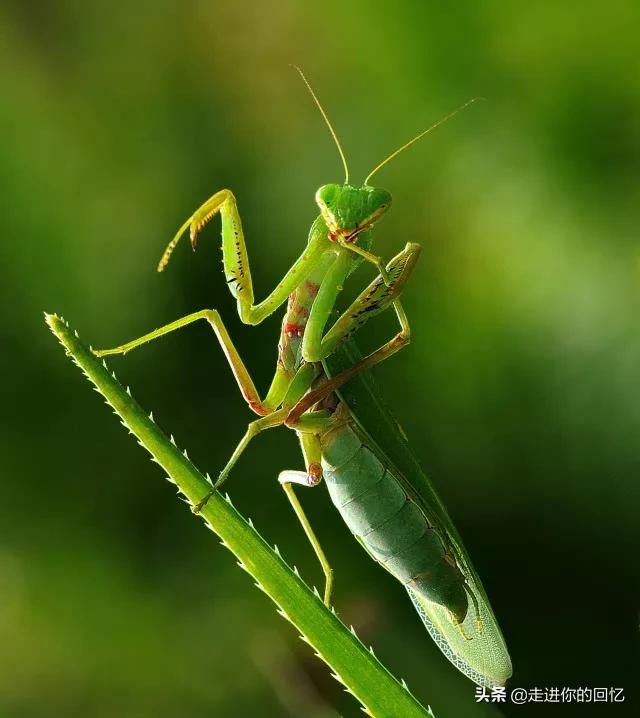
left=320, top=420, right=468, bottom=620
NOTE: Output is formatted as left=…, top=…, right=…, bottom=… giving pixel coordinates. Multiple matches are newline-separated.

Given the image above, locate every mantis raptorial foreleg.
left=287, top=243, right=421, bottom=424
left=304, top=241, right=421, bottom=362
left=322, top=242, right=420, bottom=350
left=288, top=308, right=410, bottom=426
left=338, top=238, right=392, bottom=286
left=95, top=190, right=332, bottom=413
left=158, top=189, right=328, bottom=325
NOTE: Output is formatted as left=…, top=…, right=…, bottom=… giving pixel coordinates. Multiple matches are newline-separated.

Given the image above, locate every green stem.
left=46, top=313, right=432, bottom=718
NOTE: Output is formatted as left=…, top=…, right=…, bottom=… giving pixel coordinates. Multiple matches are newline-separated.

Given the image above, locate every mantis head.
left=295, top=64, right=480, bottom=243
left=316, top=184, right=392, bottom=242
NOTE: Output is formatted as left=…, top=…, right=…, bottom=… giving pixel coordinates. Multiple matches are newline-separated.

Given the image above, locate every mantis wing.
left=323, top=340, right=512, bottom=688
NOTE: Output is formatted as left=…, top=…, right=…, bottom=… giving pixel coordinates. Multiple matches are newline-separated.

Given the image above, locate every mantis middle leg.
left=94, top=309, right=291, bottom=416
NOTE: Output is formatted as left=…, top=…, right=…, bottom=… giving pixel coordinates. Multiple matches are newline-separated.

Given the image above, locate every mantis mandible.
left=95, top=69, right=511, bottom=688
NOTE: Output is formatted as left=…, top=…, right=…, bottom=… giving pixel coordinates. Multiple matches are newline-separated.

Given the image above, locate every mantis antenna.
left=364, top=97, right=483, bottom=186
left=292, top=65, right=350, bottom=185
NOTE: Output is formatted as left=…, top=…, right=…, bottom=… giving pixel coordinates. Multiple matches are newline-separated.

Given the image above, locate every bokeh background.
left=1, top=1, right=638, bottom=716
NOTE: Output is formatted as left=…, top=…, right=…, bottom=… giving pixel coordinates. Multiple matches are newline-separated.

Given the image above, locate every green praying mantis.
left=94, top=68, right=512, bottom=688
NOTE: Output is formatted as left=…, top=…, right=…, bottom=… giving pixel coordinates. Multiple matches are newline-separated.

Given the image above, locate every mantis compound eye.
left=315, top=183, right=340, bottom=210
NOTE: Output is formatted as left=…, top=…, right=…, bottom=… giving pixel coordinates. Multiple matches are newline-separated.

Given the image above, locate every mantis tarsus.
left=95, top=68, right=511, bottom=688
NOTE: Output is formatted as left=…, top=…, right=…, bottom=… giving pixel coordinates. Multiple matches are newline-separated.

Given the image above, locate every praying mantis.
left=94, top=69, right=512, bottom=688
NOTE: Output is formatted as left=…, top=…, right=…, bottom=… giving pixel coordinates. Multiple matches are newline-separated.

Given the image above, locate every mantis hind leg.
left=279, top=427, right=335, bottom=606
left=207, top=365, right=319, bottom=497
left=193, top=406, right=290, bottom=514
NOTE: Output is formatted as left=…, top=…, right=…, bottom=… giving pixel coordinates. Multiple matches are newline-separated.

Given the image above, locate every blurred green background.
left=1, top=1, right=638, bottom=716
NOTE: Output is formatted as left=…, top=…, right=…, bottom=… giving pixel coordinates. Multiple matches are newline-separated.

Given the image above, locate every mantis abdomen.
left=320, top=412, right=469, bottom=625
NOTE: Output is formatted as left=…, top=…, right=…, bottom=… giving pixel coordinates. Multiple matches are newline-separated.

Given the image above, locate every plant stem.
left=46, top=313, right=432, bottom=718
